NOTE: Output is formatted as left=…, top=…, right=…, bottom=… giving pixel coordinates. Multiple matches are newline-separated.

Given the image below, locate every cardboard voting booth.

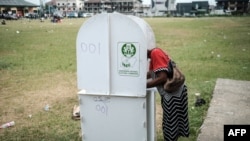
left=76, top=13, right=156, bottom=141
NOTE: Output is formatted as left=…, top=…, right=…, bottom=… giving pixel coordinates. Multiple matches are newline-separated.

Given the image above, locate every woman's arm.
left=147, top=71, right=152, bottom=79
left=147, top=71, right=168, bottom=88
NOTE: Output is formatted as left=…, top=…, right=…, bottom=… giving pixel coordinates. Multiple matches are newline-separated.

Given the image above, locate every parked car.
left=78, top=12, right=91, bottom=18
left=25, top=13, right=39, bottom=19
left=4, top=14, right=18, bottom=20
left=78, top=12, right=84, bottom=18
left=82, top=13, right=92, bottom=18
left=67, top=12, right=78, bottom=18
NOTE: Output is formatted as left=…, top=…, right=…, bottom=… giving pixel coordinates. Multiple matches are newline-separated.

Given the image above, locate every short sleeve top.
left=149, top=48, right=171, bottom=73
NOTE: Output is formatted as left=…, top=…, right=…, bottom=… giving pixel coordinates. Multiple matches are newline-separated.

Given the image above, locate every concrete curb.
left=197, top=78, right=250, bottom=141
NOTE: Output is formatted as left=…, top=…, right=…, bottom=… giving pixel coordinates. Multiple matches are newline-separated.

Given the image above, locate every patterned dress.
left=149, top=48, right=189, bottom=141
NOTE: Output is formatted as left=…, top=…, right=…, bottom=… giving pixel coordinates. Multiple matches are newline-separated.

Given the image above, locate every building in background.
left=176, top=1, right=209, bottom=16
left=79, top=0, right=142, bottom=15
left=43, top=0, right=57, bottom=17
left=150, top=0, right=249, bottom=16
left=49, top=0, right=144, bottom=16
left=0, top=0, right=39, bottom=17
left=215, top=0, right=249, bottom=15
left=55, top=0, right=83, bottom=16
left=151, top=0, right=176, bottom=16
left=150, top=0, right=214, bottom=16
left=2, top=0, right=247, bottom=18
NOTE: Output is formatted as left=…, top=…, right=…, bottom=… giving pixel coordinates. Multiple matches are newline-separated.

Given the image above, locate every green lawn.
left=0, top=16, right=250, bottom=141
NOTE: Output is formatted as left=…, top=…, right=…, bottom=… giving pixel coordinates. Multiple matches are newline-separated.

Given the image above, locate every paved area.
left=197, top=78, right=250, bottom=141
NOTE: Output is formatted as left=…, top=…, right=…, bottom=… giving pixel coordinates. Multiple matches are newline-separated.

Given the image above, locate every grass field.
left=0, top=16, right=250, bottom=141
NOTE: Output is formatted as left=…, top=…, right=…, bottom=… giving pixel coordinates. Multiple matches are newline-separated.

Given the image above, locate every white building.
left=150, top=0, right=216, bottom=16
left=151, top=0, right=176, bottom=16
left=56, top=0, right=84, bottom=15
left=83, top=0, right=143, bottom=15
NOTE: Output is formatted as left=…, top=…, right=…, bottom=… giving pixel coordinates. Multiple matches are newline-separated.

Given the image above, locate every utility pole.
left=168, top=0, right=171, bottom=16
left=40, top=0, right=45, bottom=16
left=66, top=0, right=69, bottom=17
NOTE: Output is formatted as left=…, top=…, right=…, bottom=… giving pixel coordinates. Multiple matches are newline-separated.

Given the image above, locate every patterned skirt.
left=160, top=85, right=189, bottom=141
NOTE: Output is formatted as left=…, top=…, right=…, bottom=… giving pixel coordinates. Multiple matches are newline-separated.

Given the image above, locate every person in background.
left=1, top=19, right=6, bottom=25
left=147, top=47, right=189, bottom=141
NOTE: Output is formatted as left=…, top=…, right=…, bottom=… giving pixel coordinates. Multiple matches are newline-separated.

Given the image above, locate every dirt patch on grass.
left=0, top=72, right=78, bottom=127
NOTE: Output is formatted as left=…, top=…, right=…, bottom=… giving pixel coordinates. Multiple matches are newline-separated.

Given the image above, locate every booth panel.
left=78, top=94, right=147, bottom=141
left=109, top=14, right=147, bottom=97
left=76, top=14, right=110, bottom=94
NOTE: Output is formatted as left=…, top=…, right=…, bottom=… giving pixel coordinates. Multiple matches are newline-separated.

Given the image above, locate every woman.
left=147, top=47, right=189, bottom=141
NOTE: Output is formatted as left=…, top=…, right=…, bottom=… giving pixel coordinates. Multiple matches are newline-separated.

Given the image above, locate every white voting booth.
left=76, top=13, right=156, bottom=141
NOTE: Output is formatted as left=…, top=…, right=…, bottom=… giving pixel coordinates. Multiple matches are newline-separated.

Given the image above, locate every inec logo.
left=121, top=43, right=136, bottom=58
left=118, top=42, right=139, bottom=76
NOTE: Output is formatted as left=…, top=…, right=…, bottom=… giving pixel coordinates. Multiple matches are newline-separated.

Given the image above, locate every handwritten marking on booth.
left=93, top=96, right=110, bottom=116
left=81, top=42, right=100, bottom=55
